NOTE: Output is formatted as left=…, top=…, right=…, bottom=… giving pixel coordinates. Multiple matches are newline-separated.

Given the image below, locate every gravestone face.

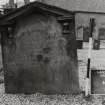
left=2, top=13, right=80, bottom=94
left=91, top=70, right=105, bottom=94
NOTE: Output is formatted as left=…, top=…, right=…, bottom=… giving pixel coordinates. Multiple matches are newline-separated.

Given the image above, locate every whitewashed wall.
left=75, top=13, right=105, bottom=40
left=44, top=0, right=105, bottom=13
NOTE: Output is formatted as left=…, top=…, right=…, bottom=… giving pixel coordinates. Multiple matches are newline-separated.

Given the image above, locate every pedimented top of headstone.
left=0, top=1, right=74, bottom=26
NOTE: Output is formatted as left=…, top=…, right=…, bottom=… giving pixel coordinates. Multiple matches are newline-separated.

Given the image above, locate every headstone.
left=93, top=40, right=100, bottom=50
left=76, top=40, right=83, bottom=49
left=91, top=69, right=105, bottom=94
left=2, top=13, right=80, bottom=94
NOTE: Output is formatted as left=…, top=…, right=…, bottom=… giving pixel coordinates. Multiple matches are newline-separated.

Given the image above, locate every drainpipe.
left=85, top=18, right=95, bottom=96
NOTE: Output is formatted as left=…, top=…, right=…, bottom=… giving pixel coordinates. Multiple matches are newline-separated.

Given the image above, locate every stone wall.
left=2, top=13, right=80, bottom=94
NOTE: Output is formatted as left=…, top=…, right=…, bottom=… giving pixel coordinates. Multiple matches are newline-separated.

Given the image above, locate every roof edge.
left=75, top=10, right=105, bottom=15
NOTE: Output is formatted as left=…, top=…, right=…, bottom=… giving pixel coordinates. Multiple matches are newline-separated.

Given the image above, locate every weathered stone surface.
left=2, top=13, right=80, bottom=94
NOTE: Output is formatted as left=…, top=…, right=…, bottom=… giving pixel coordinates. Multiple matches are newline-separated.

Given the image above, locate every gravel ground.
left=0, top=83, right=104, bottom=105
left=0, top=42, right=105, bottom=105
